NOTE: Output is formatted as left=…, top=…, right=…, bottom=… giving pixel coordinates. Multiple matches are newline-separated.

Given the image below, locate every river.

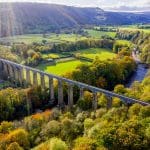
left=125, top=64, right=149, bottom=87
left=125, top=51, right=149, bottom=87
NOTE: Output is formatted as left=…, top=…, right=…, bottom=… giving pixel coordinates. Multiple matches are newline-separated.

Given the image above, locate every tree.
left=77, top=91, right=93, bottom=111
left=61, top=118, right=81, bottom=143
left=88, top=121, right=116, bottom=148
left=40, top=120, right=61, bottom=141
left=1, top=129, right=30, bottom=150
left=7, top=142, right=23, bottom=150
left=114, top=84, right=127, bottom=94
left=141, top=44, right=150, bottom=64
left=34, top=138, right=68, bottom=150
left=139, top=106, right=150, bottom=118
left=84, top=118, right=94, bottom=135
left=42, top=39, right=47, bottom=44
left=0, top=121, right=13, bottom=134
left=96, top=77, right=107, bottom=89
left=128, top=104, right=142, bottom=118
left=49, top=138, right=68, bottom=150
left=73, top=137, right=96, bottom=150
left=115, top=119, right=149, bottom=149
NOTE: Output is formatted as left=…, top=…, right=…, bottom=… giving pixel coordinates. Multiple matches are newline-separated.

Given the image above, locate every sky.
left=0, top=0, right=150, bottom=11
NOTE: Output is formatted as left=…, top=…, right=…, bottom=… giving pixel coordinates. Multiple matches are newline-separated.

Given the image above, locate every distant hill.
left=0, top=3, right=150, bottom=37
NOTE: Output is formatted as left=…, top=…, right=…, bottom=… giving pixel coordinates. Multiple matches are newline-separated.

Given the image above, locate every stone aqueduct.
left=0, top=58, right=149, bottom=110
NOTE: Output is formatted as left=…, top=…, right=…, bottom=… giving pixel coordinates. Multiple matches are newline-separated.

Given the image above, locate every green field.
left=73, top=48, right=116, bottom=60
left=118, top=26, right=150, bottom=33
left=37, top=60, right=88, bottom=76
left=85, top=29, right=116, bottom=38
left=0, top=33, right=87, bottom=44
left=37, top=48, right=115, bottom=76
left=115, top=40, right=132, bottom=46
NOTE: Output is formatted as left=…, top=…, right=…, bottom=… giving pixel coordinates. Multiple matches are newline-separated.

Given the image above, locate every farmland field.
left=37, top=48, right=115, bottom=76
left=0, top=33, right=87, bottom=44
left=37, top=60, right=89, bottom=76
left=118, top=26, right=150, bottom=33
left=85, top=29, right=116, bottom=38
left=73, top=48, right=116, bottom=60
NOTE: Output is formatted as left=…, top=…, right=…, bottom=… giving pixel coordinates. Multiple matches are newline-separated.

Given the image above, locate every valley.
left=0, top=2, right=150, bottom=150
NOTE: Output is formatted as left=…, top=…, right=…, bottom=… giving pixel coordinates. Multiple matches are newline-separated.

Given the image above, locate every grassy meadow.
left=73, top=48, right=116, bottom=60
left=0, top=33, right=87, bottom=44
left=37, top=60, right=88, bottom=76
left=85, top=29, right=116, bottom=38
left=37, top=48, right=116, bottom=76
left=118, top=26, right=150, bottom=33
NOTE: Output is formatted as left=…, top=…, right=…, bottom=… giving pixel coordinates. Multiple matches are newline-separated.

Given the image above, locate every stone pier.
left=40, top=74, right=45, bottom=89
left=79, top=87, right=84, bottom=99
left=8, top=64, right=14, bottom=82
left=92, top=92, right=98, bottom=110
left=26, top=69, right=31, bottom=86
left=107, top=96, right=113, bottom=110
left=18, top=68, right=24, bottom=86
left=3, top=63, right=9, bottom=78
left=14, top=67, right=19, bottom=85
left=68, top=84, right=74, bottom=108
left=49, top=78, right=54, bottom=100
left=33, top=72, right=38, bottom=86
left=58, top=80, right=63, bottom=106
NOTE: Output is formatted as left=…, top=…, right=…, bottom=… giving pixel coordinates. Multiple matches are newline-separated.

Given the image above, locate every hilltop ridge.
left=0, top=2, right=150, bottom=36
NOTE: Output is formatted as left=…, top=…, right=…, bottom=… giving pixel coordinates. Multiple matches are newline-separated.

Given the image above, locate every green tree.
left=7, top=142, right=23, bottom=150
left=73, top=137, right=96, bottom=150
